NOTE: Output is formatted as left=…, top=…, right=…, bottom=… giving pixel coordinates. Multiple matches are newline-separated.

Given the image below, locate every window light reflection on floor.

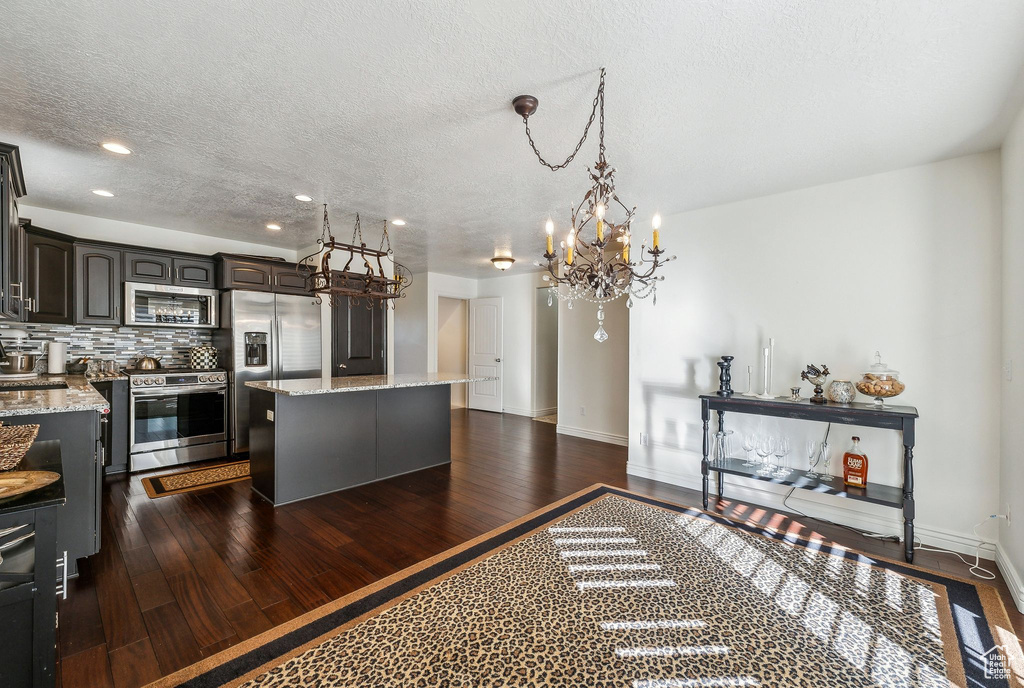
left=615, top=645, right=730, bottom=658
left=632, top=679, right=759, bottom=688
left=553, top=537, right=638, bottom=545
left=600, top=620, right=706, bottom=630
left=576, top=579, right=676, bottom=590
left=559, top=549, right=648, bottom=558
left=569, top=562, right=661, bottom=573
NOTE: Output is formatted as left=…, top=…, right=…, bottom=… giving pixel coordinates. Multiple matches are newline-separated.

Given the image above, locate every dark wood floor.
left=57, top=409, right=1023, bottom=687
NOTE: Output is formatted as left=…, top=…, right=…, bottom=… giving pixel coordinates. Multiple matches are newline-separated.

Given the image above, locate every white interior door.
left=468, top=297, right=503, bottom=412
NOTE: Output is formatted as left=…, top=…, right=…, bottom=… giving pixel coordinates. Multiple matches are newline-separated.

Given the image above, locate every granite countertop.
left=246, top=372, right=497, bottom=396
left=0, top=374, right=111, bottom=417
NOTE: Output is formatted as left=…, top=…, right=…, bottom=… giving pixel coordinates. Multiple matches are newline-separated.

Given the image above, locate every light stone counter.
left=0, top=375, right=110, bottom=417
left=245, top=372, right=495, bottom=397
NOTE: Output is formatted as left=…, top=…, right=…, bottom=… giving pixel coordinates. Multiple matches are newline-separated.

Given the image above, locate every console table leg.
left=903, top=443, right=915, bottom=563
left=716, top=410, right=725, bottom=499
left=701, top=412, right=710, bottom=510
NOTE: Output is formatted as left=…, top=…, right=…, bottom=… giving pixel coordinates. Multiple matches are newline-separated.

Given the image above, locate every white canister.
left=47, top=341, right=67, bottom=374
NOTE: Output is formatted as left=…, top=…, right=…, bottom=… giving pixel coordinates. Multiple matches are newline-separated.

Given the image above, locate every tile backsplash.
left=0, top=323, right=214, bottom=370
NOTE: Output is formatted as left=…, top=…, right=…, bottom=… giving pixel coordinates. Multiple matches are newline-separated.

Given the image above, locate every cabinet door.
left=271, top=263, right=312, bottom=295
left=332, top=274, right=387, bottom=376
left=217, top=257, right=272, bottom=291
left=25, top=232, right=73, bottom=324
left=0, top=159, right=23, bottom=320
left=172, top=256, right=215, bottom=288
left=75, top=244, right=122, bottom=325
left=124, top=250, right=172, bottom=284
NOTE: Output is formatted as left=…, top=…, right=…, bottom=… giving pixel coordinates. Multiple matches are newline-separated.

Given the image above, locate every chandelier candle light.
left=514, top=68, right=675, bottom=342
left=299, top=205, right=412, bottom=309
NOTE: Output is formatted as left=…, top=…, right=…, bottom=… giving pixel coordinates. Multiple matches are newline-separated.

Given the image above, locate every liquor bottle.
left=843, top=436, right=868, bottom=487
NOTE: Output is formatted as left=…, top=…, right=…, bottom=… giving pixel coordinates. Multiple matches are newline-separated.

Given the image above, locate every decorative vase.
left=827, top=379, right=856, bottom=404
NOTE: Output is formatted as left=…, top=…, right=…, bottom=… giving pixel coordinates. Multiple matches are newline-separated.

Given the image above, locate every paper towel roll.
left=47, top=341, right=67, bottom=374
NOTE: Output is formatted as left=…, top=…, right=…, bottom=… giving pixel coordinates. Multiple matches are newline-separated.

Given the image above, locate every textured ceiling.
left=1, top=1, right=1024, bottom=277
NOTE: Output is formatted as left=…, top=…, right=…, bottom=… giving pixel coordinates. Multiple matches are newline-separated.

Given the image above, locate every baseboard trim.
left=626, top=461, right=996, bottom=559
left=503, top=406, right=556, bottom=418
left=996, top=544, right=1024, bottom=613
left=557, top=424, right=628, bottom=446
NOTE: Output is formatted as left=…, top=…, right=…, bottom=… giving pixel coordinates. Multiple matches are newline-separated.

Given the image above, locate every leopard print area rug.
left=142, top=460, right=250, bottom=499
left=148, top=485, right=1024, bottom=688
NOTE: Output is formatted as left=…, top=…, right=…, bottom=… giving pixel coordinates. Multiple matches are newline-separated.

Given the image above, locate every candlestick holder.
left=716, top=356, right=734, bottom=397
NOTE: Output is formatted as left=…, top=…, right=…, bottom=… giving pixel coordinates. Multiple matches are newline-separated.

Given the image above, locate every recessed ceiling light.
left=391, top=219, right=406, bottom=226
left=294, top=194, right=313, bottom=202
left=101, top=142, right=132, bottom=155
left=92, top=189, right=114, bottom=197
left=266, top=223, right=282, bottom=230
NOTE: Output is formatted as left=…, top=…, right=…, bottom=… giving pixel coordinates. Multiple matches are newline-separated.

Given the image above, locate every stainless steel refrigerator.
left=215, top=291, right=322, bottom=454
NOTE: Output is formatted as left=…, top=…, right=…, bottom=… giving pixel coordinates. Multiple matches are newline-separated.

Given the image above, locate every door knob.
left=495, top=358, right=501, bottom=362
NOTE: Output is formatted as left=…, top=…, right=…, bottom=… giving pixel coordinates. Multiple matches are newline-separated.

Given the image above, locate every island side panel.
left=376, top=384, right=453, bottom=477
left=250, top=387, right=379, bottom=505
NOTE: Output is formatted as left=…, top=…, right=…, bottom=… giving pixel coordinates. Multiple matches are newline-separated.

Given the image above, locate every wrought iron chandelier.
left=299, top=205, right=412, bottom=309
left=514, top=68, right=674, bottom=342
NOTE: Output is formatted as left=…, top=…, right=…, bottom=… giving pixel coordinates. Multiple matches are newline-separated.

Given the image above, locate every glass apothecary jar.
left=855, top=351, right=905, bottom=408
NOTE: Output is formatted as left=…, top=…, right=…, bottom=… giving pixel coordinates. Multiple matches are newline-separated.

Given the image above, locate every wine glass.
left=806, top=439, right=820, bottom=478
left=741, top=433, right=757, bottom=466
left=773, top=436, right=791, bottom=478
left=821, top=442, right=831, bottom=476
left=756, top=435, right=775, bottom=476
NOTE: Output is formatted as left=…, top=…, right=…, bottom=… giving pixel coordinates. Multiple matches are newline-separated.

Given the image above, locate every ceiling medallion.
left=299, top=205, right=412, bottom=309
left=514, top=68, right=675, bottom=342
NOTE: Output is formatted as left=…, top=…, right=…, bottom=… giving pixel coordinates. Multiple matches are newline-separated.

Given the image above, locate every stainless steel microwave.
left=124, top=282, right=219, bottom=328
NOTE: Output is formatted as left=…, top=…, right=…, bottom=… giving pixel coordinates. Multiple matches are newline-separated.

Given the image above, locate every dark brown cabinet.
left=172, top=256, right=215, bottom=288
left=25, top=229, right=74, bottom=324
left=0, top=143, right=26, bottom=321
left=124, top=250, right=173, bottom=284
left=271, top=263, right=313, bottom=295
left=75, top=244, right=122, bottom=325
left=217, top=256, right=273, bottom=291
left=332, top=273, right=387, bottom=376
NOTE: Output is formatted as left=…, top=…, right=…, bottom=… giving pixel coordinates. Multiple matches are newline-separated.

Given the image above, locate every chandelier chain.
left=522, top=68, right=606, bottom=171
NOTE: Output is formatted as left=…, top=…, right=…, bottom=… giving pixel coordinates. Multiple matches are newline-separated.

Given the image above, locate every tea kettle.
left=135, top=355, right=162, bottom=370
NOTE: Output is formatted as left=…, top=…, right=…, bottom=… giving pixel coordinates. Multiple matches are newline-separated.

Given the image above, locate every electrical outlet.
left=580, top=406, right=586, bottom=416
left=266, top=410, right=274, bottom=422
left=640, top=433, right=649, bottom=446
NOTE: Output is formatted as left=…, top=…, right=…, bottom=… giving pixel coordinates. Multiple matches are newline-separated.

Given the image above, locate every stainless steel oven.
left=128, top=369, right=229, bottom=471
left=125, top=282, right=219, bottom=328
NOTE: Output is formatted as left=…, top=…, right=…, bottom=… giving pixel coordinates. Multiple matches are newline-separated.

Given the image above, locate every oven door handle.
left=132, top=385, right=227, bottom=397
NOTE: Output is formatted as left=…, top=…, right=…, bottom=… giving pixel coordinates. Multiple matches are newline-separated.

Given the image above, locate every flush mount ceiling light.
left=294, top=194, right=313, bottom=202
left=101, top=142, right=132, bottom=155
left=391, top=219, right=407, bottom=226
left=266, top=223, right=282, bottom=230
left=491, top=255, right=516, bottom=271
left=514, top=68, right=675, bottom=343
left=91, top=189, right=114, bottom=197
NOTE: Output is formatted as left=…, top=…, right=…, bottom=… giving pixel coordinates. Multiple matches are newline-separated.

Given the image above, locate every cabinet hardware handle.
left=495, top=358, right=502, bottom=362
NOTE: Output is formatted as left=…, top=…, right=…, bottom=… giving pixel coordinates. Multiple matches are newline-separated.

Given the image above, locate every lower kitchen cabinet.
left=0, top=440, right=65, bottom=688
left=92, top=379, right=128, bottom=473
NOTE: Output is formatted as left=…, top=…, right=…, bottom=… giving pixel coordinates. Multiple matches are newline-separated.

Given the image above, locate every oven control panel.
left=131, top=373, right=227, bottom=386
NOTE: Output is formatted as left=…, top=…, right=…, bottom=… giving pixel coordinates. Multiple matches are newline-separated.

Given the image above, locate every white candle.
left=767, top=338, right=775, bottom=395
left=762, top=347, right=770, bottom=395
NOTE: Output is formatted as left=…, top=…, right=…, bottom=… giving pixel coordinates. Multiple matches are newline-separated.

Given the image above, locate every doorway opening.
left=437, top=297, right=468, bottom=408
left=532, top=286, right=558, bottom=424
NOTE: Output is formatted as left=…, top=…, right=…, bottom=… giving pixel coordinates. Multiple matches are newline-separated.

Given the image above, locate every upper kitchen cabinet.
left=75, top=243, right=122, bottom=325
left=0, top=142, right=26, bottom=321
left=172, top=256, right=215, bottom=288
left=25, top=227, right=74, bottom=324
left=216, top=255, right=273, bottom=291
left=272, top=262, right=313, bottom=295
left=124, top=250, right=173, bottom=284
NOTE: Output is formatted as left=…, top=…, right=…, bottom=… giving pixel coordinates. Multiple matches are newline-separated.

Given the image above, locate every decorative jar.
left=827, top=380, right=856, bottom=404
left=855, top=351, right=905, bottom=408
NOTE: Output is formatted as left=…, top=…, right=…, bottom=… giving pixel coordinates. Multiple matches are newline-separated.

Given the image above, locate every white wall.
left=533, top=287, right=558, bottom=415
left=437, top=297, right=468, bottom=406
left=559, top=295, right=629, bottom=445
left=1000, top=107, right=1024, bottom=611
left=23, top=206, right=298, bottom=260
left=628, top=151, right=1004, bottom=557
left=394, top=272, right=429, bottom=374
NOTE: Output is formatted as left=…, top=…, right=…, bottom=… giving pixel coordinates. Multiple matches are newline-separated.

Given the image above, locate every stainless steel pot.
left=1, top=352, right=39, bottom=374
left=135, top=355, right=162, bottom=370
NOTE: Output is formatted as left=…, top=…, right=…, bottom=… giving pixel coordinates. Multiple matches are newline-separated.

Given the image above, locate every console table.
left=699, top=394, right=919, bottom=562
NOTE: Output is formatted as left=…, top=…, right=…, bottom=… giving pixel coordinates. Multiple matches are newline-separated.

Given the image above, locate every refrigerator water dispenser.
left=244, top=332, right=268, bottom=367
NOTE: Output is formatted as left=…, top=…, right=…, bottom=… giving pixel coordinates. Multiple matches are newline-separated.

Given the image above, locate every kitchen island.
left=245, top=373, right=495, bottom=505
